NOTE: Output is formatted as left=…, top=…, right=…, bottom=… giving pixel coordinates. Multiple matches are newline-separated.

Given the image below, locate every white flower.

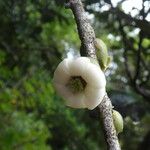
left=53, top=57, right=106, bottom=110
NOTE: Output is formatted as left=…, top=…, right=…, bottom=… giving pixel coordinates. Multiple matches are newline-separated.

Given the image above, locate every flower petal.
left=65, top=92, right=86, bottom=109
left=53, top=57, right=107, bottom=110
left=69, top=57, right=90, bottom=76
left=84, top=86, right=106, bottom=110
left=54, top=83, right=86, bottom=109
left=53, top=58, right=72, bottom=84
left=54, top=83, right=72, bottom=99
left=82, top=63, right=106, bottom=88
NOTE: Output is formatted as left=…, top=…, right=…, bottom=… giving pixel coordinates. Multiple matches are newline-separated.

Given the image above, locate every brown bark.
left=66, top=0, right=121, bottom=149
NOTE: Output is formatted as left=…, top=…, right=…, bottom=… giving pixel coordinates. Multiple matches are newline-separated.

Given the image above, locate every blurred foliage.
left=0, top=0, right=150, bottom=150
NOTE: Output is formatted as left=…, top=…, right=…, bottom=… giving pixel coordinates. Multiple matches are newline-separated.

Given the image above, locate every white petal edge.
left=84, top=86, right=106, bottom=110
left=53, top=58, right=72, bottom=84
left=82, top=63, right=106, bottom=88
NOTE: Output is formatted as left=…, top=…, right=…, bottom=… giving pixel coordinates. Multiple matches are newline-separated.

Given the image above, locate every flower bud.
left=95, top=38, right=111, bottom=71
left=112, top=109, right=123, bottom=134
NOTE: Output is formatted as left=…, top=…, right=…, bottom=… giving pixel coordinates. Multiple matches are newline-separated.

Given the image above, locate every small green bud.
left=112, top=110, right=123, bottom=134
left=94, top=38, right=111, bottom=71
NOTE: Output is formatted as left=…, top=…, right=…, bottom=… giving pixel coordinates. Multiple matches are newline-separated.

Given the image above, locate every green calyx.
left=66, top=76, right=87, bottom=94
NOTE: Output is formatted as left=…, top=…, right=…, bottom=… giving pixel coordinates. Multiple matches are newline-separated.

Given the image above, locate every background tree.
left=0, top=0, right=149, bottom=150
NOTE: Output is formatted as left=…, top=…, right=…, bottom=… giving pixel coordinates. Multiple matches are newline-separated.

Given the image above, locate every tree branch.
left=66, top=0, right=121, bottom=150
left=110, top=8, right=150, bottom=37
left=91, top=7, right=150, bottom=37
left=118, top=20, right=133, bottom=83
left=134, top=31, right=143, bottom=83
left=65, top=0, right=96, bottom=59
left=118, top=20, right=150, bottom=101
left=99, top=94, right=121, bottom=150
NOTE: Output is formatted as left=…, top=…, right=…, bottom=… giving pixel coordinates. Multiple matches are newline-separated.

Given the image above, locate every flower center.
left=66, top=76, right=87, bottom=93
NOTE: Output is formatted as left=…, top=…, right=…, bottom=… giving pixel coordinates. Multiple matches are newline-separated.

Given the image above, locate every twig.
left=118, top=20, right=133, bottom=84
left=118, top=19, right=150, bottom=101
left=65, top=0, right=96, bottom=59
left=66, top=0, right=121, bottom=150
left=134, top=31, right=143, bottom=83
left=99, top=94, right=121, bottom=150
